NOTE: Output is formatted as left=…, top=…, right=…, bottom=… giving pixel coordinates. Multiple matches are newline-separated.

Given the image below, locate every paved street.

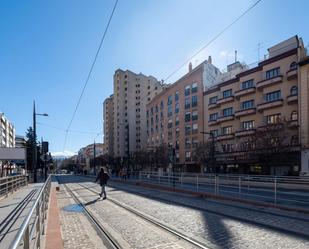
left=56, top=175, right=309, bottom=249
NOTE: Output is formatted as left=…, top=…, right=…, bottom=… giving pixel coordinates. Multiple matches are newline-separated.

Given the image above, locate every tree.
left=193, top=141, right=213, bottom=172
left=153, top=144, right=169, bottom=170
left=25, top=126, right=36, bottom=172
left=134, top=150, right=150, bottom=170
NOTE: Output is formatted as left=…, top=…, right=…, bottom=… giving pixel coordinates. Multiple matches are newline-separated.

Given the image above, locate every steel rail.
left=60, top=181, right=120, bottom=249
left=77, top=182, right=212, bottom=249
left=9, top=175, right=51, bottom=249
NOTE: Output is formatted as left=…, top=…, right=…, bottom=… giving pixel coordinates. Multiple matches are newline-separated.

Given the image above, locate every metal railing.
left=0, top=175, right=28, bottom=198
left=136, top=171, right=309, bottom=210
left=9, top=175, right=51, bottom=249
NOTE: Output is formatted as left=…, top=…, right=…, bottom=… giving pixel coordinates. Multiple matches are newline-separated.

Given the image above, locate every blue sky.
left=0, top=0, right=308, bottom=156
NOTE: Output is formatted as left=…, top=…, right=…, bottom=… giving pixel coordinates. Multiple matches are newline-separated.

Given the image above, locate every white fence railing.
left=136, top=171, right=309, bottom=209
left=9, top=175, right=51, bottom=249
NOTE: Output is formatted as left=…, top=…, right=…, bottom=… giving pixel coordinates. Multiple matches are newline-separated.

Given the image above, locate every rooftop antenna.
left=235, top=50, right=237, bottom=62
left=257, top=42, right=263, bottom=62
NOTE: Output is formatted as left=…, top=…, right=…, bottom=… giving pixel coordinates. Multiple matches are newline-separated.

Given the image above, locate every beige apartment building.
left=203, top=36, right=309, bottom=175
left=0, top=113, right=15, bottom=148
left=103, top=94, right=114, bottom=158
left=146, top=59, right=220, bottom=172
left=112, top=69, right=164, bottom=161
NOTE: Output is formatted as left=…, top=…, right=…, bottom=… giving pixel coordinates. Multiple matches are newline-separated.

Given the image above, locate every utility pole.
left=93, top=140, right=96, bottom=175
left=33, top=101, right=37, bottom=183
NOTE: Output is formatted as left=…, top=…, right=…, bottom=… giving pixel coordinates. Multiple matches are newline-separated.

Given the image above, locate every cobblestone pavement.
left=56, top=185, right=107, bottom=249
left=76, top=180, right=309, bottom=249
left=69, top=183, right=199, bottom=249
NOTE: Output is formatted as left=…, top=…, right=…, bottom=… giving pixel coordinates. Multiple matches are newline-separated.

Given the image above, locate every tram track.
left=75, top=182, right=212, bottom=249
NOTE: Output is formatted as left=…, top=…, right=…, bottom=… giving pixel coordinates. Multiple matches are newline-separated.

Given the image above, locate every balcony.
left=217, top=96, right=234, bottom=105
left=287, top=119, right=298, bottom=129
left=286, top=68, right=297, bottom=80
left=234, top=108, right=256, bottom=118
left=256, top=75, right=283, bottom=90
left=217, top=134, right=234, bottom=141
left=217, top=115, right=235, bottom=123
left=235, top=129, right=256, bottom=137
left=287, top=94, right=298, bottom=104
left=256, top=99, right=283, bottom=112
left=208, top=103, right=219, bottom=109
left=208, top=120, right=218, bottom=126
left=234, top=87, right=256, bottom=98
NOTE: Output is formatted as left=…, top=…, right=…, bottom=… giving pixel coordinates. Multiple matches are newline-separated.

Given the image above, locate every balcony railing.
left=217, top=115, right=235, bottom=123
left=208, top=102, right=219, bottom=109
left=256, top=75, right=283, bottom=90
left=216, top=133, right=234, bottom=141
left=256, top=99, right=283, bottom=112
left=234, top=108, right=256, bottom=118
left=235, top=129, right=256, bottom=137
left=217, top=96, right=234, bottom=105
left=234, top=87, right=256, bottom=98
left=287, top=94, right=298, bottom=104
left=286, top=68, right=297, bottom=80
left=208, top=120, right=218, bottom=126
left=287, top=119, right=298, bottom=129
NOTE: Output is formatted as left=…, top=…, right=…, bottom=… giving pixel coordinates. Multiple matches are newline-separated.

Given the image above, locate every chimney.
left=189, top=62, right=192, bottom=72
left=208, top=56, right=212, bottom=64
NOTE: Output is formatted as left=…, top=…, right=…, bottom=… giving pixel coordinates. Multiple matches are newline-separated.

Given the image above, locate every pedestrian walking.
left=95, top=167, right=110, bottom=200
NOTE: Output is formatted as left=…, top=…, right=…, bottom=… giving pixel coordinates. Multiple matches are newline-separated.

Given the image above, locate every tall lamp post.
left=33, top=101, right=48, bottom=183
left=200, top=131, right=216, bottom=174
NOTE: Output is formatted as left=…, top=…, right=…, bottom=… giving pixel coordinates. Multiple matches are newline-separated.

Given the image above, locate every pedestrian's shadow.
left=84, top=198, right=100, bottom=206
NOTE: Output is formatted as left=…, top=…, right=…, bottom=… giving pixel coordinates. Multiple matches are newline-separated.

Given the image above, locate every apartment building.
left=103, top=94, right=114, bottom=158
left=146, top=59, right=220, bottom=172
left=0, top=113, right=15, bottom=148
left=203, top=36, right=309, bottom=175
left=113, top=69, right=164, bottom=159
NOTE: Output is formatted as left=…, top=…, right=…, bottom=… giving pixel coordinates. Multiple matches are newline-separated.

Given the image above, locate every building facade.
left=112, top=69, right=164, bottom=159
left=103, top=94, right=114, bottom=158
left=203, top=36, right=309, bottom=175
left=15, top=135, right=26, bottom=148
left=146, top=59, right=220, bottom=172
left=0, top=113, right=15, bottom=148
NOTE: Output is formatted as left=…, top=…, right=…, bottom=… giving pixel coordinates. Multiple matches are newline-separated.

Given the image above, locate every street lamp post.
left=33, top=101, right=48, bottom=183
left=200, top=131, right=216, bottom=174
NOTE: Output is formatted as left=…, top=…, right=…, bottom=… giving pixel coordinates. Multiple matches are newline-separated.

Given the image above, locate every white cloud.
left=51, top=150, right=76, bottom=158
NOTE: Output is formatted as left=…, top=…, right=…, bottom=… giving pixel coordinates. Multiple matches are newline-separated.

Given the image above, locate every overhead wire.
left=164, top=0, right=262, bottom=82
left=63, top=0, right=118, bottom=151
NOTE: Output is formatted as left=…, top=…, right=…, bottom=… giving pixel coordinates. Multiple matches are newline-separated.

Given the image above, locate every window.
left=192, top=111, right=198, bottom=121
left=192, top=82, right=198, bottom=93
left=241, top=79, right=254, bottom=90
left=155, top=105, right=158, bottom=113
left=192, top=95, right=198, bottom=107
left=175, top=127, right=180, bottom=138
left=185, top=151, right=191, bottom=160
left=175, top=91, right=179, bottom=101
left=185, top=98, right=190, bottom=109
left=160, top=101, right=164, bottom=109
left=222, top=126, right=232, bottom=135
left=222, top=144, right=233, bottom=152
left=223, top=89, right=232, bottom=98
left=223, top=107, right=233, bottom=117
left=192, top=137, right=199, bottom=148
left=168, top=131, right=173, bottom=140
left=184, top=112, right=190, bottom=123
left=167, top=95, right=173, bottom=105
left=209, top=96, right=218, bottom=104
left=175, top=116, right=179, bottom=126
left=266, top=114, right=281, bottom=124
left=168, top=105, right=173, bottom=117
left=290, top=62, right=297, bottom=70
left=210, top=130, right=218, bottom=137
left=290, top=86, right=298, bottom=95
left=291, top=111, right=298, bottom=121
left=209, top=113, right=218, bottom=121
left=192, top=123, right=198, bottom=133
left=185, top=124, right=191, bottom=135
left=146, top=110, right=149, bottom=118
left=185, top=85, right=191, bottom=96
left=241, top=100, right=254, bottom=110
left=176, top=140, right=180, bottom=149
left=265, top=90, right=281, bottom=102
left=168, top=119, right=173, bottom=128
left=266, top=67, right=280, bottom=79
left=291, top=135, right=298, bottom=145
left=175, top=103, right=179, bottom=113
left=185, top=138, right=191, bottom=148
left=242, top=121, right=254, bottom=130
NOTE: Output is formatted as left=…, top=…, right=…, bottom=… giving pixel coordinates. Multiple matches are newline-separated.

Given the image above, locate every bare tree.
left=193, top=141, right=213, bottom=172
